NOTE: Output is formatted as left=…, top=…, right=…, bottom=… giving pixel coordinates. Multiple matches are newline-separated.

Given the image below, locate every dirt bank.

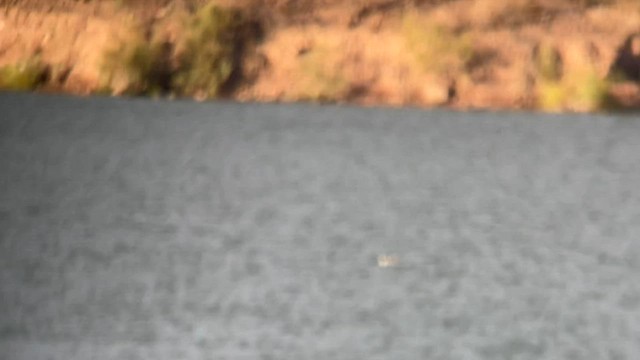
left=2, top=0, right=640, bottom=112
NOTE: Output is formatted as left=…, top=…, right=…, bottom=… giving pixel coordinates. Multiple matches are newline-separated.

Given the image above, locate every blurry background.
left=2, top=0, right=640, bottom=112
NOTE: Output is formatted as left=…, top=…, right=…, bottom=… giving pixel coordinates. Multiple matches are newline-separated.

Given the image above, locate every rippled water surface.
left=1, top=93, right=640, bottom=359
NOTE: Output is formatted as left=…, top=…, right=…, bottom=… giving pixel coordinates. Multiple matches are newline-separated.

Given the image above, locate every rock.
left=608, top=32, right=640, bottom=82
left=415, top=76, right=453, bottom=106
left=608, top=82, right=640, bottom=108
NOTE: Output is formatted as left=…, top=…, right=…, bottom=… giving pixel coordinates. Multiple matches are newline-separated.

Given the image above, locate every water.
left=1, top=93, right=640, bottom=359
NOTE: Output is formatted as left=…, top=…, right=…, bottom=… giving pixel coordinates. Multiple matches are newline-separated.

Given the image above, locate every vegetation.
left=402, top=12, right=473, bottom=76
left=98, top=2, right=260, bottom=99
left=4, top=0, right=638, bottom=111
left=100, top=29, right=170, bottom=96
left=173, top=3, right=255, bottom=99
left=535, top=42, right=612, bottom=112
left=0, top=57, right=48, bottom=91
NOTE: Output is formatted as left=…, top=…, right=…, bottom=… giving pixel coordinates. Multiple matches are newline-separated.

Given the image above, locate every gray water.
left=1, top=93, right=640, bottom=359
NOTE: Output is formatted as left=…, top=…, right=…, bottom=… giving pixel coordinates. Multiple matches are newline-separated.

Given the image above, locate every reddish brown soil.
left=2, top=0, right=640, bottom=112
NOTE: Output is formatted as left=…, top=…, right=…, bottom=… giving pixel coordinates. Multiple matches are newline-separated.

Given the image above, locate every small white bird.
left=377, top=254, right=400, bottom=268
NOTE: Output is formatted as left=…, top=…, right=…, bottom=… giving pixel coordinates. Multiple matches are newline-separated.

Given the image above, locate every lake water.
left=1, top=93, right=640, bottom=359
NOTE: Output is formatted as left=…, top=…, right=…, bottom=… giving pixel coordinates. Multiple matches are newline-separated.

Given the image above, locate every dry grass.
left=402, top=11, right=473, bottom=76
left=2, top=0, right=640, bottom=111
left=295, top=41, right=350, bottom=102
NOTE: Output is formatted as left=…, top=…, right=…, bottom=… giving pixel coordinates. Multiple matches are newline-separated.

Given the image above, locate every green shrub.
left=537, top=65, right=612, bottom=112
left=100, top=31, right=170, bottom=96
left=99, top=2, right=261, bottom=99
left=174, top=3, right=254, bottom=99
left=0, top=58, right=48, bottom=91
left=534, top=41, right=613, bottom=112
left=566, top=67, right=612, bottom=111
left=537, top=80, right=568, bottom=111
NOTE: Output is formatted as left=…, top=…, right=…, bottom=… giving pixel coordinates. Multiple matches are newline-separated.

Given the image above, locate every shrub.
left=100, top=30, right=170, bottom=96
left=537, top=80, right=568, bottom=111
left=564, top=66, right=612, bottom=111
left=536, top=50, right=612, bottom=112
left=535, top=42, right=562, bottom=82
left=174, top=3, right=257, bottom=99
left=0, top=57, right=48, bottom=91
left=402, top=12, right=473, bottom=76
